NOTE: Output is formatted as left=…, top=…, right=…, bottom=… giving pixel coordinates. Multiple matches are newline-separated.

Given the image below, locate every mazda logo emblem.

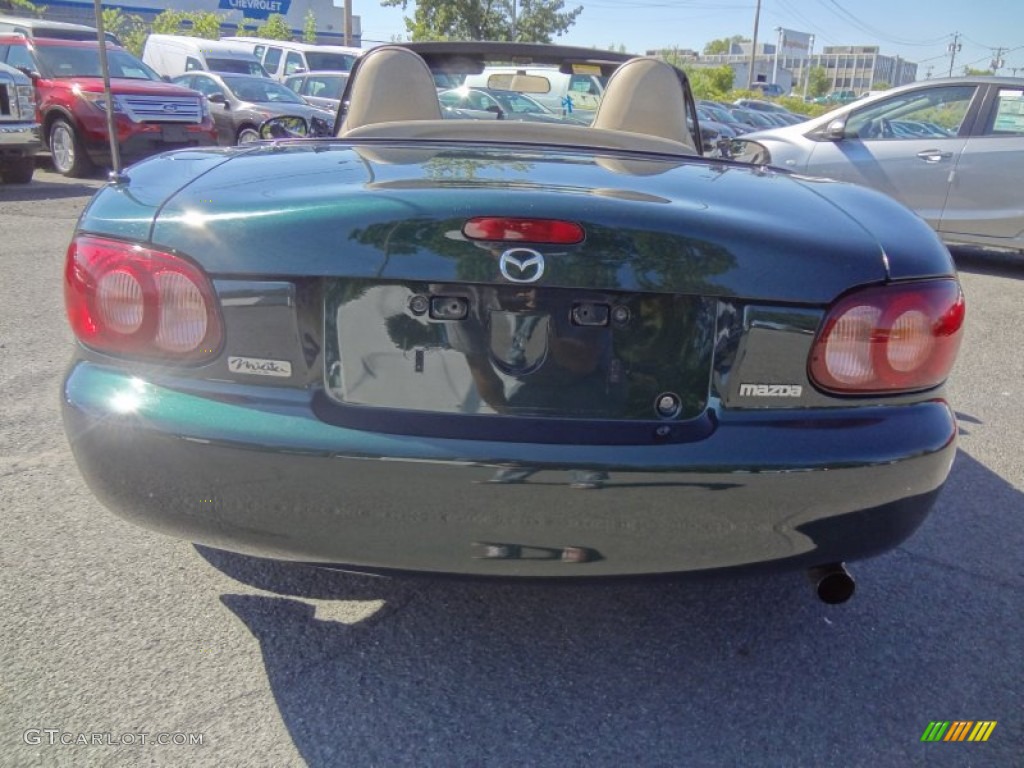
left=499, top=248, right=545, bottom=284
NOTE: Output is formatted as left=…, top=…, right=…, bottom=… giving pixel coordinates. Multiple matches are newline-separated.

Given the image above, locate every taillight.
left=65, top=235, right=222, bottom=362
left=462, top=217, right=585, bottom=244
left=809, top=279, right=964, bottom=394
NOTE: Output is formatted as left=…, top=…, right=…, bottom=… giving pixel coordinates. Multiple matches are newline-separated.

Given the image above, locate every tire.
left=0, top=157, right=34, bottom=184
left=236, top=126, right=260, bottom=145
left=49, top=117, right=94, bottom=178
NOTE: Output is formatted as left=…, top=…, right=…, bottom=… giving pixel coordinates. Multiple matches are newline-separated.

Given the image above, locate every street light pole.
left=802, top=34, right=815, bottom=101
left=772, top=27, right=782, bottom=85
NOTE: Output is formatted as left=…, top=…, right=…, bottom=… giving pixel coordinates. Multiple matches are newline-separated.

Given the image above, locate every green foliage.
left=0, top=0, right=46, bottom=17
left=255, top=14, right=293, bottom=41
left=150, top=10, right=225, bottom=39
left=102, top=8, right=147, bottom=56
left=807, top=66, right=830, bottom=98
left=381, top=0, right=582, bottom=43
left=963, top=66, right=993, bottom=76
left=187, top=12, right=224, bottom=40
left=702, top=35, right=747, bottom=56
left=150, top=10, right=188, bottom=35
left=303, top=9, right=317, bottom=43
left=686, top=65, right=735, bottom=100
left=871, top=81, right=890, bottom=91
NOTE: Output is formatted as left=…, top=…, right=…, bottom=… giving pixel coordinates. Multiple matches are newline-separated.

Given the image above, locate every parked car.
left=1, top=35, right=217, bottom=176
left=0, top=14, right=119, bottom=44
left=461, top=64, right=607, bottom=116
left=173, top=71, right=334, bottom=144
left=223, top=38, right=361, bottom=82
left=438, top=86, right=567, bottom=123
left=751, top=82, right=785, bottom=97
left=745, top=76, right=1024, bottom=255
left=283, top=70, right=348, bottom=112
left=0, top=60, right=40, bottom=182
left=62, top=44, right=965, bottom=602
left=142, top=35, right=268, bottom=79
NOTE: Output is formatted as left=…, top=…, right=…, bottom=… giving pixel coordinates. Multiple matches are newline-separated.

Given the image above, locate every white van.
left=142, top=35, right=268, bottom=79
left=461, top=66, right=607, bottom=114
left=222, top=38, right=361, bottom=81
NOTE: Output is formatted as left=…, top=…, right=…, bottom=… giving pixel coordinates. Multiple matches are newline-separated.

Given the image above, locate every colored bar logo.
left=921, top=721, right=997, bottom=742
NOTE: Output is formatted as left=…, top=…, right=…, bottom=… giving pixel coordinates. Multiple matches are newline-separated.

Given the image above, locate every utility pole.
left=343, top=0, right=352, bottom=46
left=511, top=0, right=517, bottom=41
left=947, top=32, right=961, bottom=77
left=746, top=0, right=761, bottom=89
left=990, top=47, right=1005, bottom=74
left=802, top=34, right=815, bottom=101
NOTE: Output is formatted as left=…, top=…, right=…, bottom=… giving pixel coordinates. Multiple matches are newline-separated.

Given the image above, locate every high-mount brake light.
left=64, top=235, right=222, bottom=362
left=462, top=217, right=585, bottom=244
left=809, top=279, right=964, bottom=394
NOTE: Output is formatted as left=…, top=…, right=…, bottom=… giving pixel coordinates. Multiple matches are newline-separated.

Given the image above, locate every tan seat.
left=337, top=46, right=442, bottom=135
left=590, top=57, right=696, bottom=151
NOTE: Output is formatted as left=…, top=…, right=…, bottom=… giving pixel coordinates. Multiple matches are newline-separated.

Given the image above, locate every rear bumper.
left=62, top=361, right=957, bottom=577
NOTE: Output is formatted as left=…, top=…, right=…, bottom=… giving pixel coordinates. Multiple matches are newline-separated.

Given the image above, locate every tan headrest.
left=338, top=46, right=442, bottom=135
left=590, top=58, right=696, bottom=150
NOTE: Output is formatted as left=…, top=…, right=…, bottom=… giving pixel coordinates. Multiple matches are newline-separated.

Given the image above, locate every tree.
left=150, top=10, right=225, bottom=39
left=102, top=8, right=147, bottom=56
left=686, top=65, right=735, bottom=100
left=807, top=66, right=830, bottom=97
left=0, top=0, right=45, bottom=17
left=703, top=35, right=747, bottom=55
left=871, top=81, right=890, bottom=91
left=381, top=0, right=582, bottom=43
left=963, top=66, right=993, bottom=76
left=303, top=9, right=317, bottom=43
left=255, top=14, right=293, bottom=41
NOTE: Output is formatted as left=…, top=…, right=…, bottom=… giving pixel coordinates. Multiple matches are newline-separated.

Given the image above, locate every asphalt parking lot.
left=1, top=162, right=1021, bottom=767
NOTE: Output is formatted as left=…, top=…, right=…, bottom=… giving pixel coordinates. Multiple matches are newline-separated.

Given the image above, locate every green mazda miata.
left=61, top=42, right=965, bottom=603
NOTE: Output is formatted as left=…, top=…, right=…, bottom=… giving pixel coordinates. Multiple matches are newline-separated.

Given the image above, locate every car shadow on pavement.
left=0, top=177, right=103, bottom=202
left=198, top=446, right=1022, bottom=767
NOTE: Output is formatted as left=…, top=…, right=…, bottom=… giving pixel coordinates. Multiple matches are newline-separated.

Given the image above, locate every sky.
left=350, top=0, right=1024, bottom=79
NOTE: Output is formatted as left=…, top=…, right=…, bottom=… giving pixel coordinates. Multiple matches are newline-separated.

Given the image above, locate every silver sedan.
left=173, top=71, right=335, bottom=145
left=744, top=76, right=1024, bottom=255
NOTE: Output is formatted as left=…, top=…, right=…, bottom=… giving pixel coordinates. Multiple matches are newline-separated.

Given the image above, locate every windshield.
left=304, top=52, right=358, bottom=72
left=35, top=44, right=159, bottom=80
left=224, top=75, right=304, bottom=104
left=208, top=57, right=266, bottom=77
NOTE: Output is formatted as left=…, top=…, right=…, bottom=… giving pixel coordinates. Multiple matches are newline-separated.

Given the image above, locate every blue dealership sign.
left=218, top=0, right=291, bottom=20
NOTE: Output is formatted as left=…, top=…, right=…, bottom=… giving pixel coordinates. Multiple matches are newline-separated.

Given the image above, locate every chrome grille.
left=0, top=83, right=12, bottom=119
left=121, top=95, right=202, bottom=124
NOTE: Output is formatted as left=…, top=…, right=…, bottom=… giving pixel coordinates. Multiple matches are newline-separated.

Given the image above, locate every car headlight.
left=15, top=85, right=35, bottom=120
left=80, top=91, right=125, bottom=114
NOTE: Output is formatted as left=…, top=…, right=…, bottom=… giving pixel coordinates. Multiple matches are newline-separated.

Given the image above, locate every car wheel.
left=49, top=118, right=94, bottom=177
left=236, top=126, right=260, bottom=145
left=0, top=157, right=35, bottom=184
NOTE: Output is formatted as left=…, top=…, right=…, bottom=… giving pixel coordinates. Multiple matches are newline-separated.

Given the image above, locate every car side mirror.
left=16, top=66, right=41, bottom=82
left=207, top=93, right=227, bottom=105
left=710, top=138, right=772, bottom=165
left=260, top=115, right=309, bottom=140
left=823, top=118, right=847, bottom=141
left=485, top=105, right=505, bottom=120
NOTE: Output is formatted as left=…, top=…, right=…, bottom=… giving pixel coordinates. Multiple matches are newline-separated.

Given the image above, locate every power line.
left=819, top=0, right=952, bottom=47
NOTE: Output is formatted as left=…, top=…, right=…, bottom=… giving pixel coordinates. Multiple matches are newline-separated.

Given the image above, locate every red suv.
left=1, top=35, right=218, bottom=176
